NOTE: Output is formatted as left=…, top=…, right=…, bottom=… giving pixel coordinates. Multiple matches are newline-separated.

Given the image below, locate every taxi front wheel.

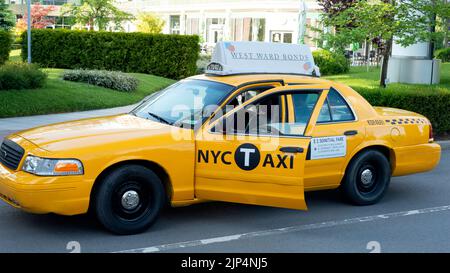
left=93, top=165, right=165, bottom=235
left=341, top=150, right=391, bottom=205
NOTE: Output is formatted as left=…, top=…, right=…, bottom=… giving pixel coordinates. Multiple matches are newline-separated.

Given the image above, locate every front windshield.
left=132, top=79, right=235, bottom=128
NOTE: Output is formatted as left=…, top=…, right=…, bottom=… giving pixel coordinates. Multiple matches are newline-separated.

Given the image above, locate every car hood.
left=16, top=114, right=174, bottom=152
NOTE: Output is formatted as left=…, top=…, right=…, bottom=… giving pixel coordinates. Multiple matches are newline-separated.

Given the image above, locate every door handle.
left=280, top=147, right=304, bottom=153
left=344, top=130, right=358, bottom=136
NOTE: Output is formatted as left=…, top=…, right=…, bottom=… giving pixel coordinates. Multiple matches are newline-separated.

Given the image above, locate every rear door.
left=194, top=85, right=326, bottom=210
left=304, top=87, right=365, bottom=188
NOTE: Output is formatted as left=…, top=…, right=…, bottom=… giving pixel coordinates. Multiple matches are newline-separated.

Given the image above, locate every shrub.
left=0, top=30, right=12, bottom=65
left=63, top=69, right=139, bottom=92
left=196, top=53, right=211, bottom=74
left=434, top=47, right=450, bottom=62
left=22, top=29, right=200, bottom=80
left=313, top=49, right=350, bottom=76
left=357, top=88, right=450, bottom=135
left=0, top=62, right=47, bottom=90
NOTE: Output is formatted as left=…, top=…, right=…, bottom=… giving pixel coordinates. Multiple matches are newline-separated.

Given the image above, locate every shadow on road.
left=6, top=189, right=354, bottom=236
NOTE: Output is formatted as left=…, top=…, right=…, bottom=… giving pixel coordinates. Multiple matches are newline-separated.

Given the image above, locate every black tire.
left=341, top=150, right=391, bottom=205
left=94, top=165, right=165, bottom=235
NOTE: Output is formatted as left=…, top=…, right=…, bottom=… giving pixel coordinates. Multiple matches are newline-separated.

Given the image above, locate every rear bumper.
left=392, top=142, right=441, bottom=176
left=0, top=163, right=92, bottom=215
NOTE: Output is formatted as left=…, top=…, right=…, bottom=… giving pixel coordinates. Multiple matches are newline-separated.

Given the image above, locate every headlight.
left=22, top=155, right=84, bottom=176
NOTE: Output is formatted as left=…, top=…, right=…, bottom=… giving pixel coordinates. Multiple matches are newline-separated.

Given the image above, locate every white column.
left=180, top=10, right=186, bottom=35
left=200, top=10, right=206, bottom=43
left=224, top=9, right=232, bottom=41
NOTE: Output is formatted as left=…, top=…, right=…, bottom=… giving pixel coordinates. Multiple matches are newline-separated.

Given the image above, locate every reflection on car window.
left=318, top=99, right=332, bottom=122
left=210, top=85, right=277, bottom=124
left=133, top=79, right=234, bottom=128
left=327, top=89, right=355, bottom=122
left=226, top=86, right=276, bottom=109
left=213, top=92, right=319, bottom=136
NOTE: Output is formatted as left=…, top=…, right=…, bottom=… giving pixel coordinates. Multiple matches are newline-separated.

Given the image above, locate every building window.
left=186, top=18, right=200, bottom=35
left=230, top=18, right=265, bottom=42
left=170, top=15, right=180, bottom=34
left=271, top=31, right=293, bottom=43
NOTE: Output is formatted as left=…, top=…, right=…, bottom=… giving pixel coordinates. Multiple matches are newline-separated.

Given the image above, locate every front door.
left=194, top=86, right=325, bottom=210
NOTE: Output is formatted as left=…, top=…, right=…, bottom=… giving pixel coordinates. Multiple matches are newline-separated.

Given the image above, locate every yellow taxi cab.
left=0, top=42, right=441, bottom=234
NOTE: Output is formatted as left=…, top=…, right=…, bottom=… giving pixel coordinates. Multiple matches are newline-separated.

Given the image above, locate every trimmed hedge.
left=0, top=30, right=12, bottom=65
left=435, top=47, right=450, bottom=62
left=21, top=29, right=200, bottom=80
left=313, top=49, right=350, bottom=76
left=63, top=69, right=139, bottom=92
left=358, top=88, right=450, bottom=135
left=0, top=62, right=47, bottom=90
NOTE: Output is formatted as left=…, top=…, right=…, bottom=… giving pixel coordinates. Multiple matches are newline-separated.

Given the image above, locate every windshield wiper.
left=148, top=112, right=172, bottom=125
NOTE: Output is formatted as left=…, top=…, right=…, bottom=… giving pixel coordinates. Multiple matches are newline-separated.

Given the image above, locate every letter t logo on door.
left=240, top=148, right=255, bottom=167
left=234, top=144, right=261, bottom=171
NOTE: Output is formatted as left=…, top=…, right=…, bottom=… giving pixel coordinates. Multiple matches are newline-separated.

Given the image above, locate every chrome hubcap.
left=361, top=169, right=373, bottom=185
left=121, top=190, right=140, bottom=210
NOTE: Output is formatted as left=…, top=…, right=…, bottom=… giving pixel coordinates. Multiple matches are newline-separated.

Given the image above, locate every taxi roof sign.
left=205, top=41, right=319, bottom=77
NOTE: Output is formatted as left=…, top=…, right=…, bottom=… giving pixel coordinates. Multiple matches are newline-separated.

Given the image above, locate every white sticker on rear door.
left=310, top=136, right=347, bottom=160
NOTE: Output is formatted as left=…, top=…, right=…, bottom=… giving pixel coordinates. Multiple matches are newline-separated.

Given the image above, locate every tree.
left=62, top=0, right=133, bottom=31
left=0, top=0, right=15, bottom=31
left=320, top=0, right=450, bottom=87
left=136, top=12, right=164, bottom=33
left=15, top=3, right=56, bottom=33
left=314, top=0, right=359, bottom=51
left=443, top=17, right=449, bottom=48
left=317, top=0, right=359, bottom=20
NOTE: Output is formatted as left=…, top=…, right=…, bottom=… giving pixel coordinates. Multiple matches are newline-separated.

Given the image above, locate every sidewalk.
left=0, top=104, right=136, bottom=132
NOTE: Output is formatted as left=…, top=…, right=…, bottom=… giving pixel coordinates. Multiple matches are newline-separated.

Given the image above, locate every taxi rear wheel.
left=341, top=150, right=391, bottom=205
left=94, top=165, right=165, bottom=235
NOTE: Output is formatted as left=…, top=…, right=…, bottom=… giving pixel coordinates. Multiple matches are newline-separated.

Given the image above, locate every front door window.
left=213, top=91, right=319, bottom=137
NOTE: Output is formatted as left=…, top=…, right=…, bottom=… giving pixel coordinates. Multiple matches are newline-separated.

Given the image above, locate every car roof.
left=188, top=73, right=333, bottom=87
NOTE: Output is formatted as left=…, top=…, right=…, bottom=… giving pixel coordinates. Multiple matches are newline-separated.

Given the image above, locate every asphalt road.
left=0, top=129, right=449, bottom=253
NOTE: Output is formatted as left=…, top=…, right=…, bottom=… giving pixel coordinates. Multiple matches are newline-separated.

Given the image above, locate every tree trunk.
left=365, top=38, right=370, bottom=72
left=89, top=18, right=94, bottom=31
left=380, top=38, right=393, bottom=88
left=428, top=1, right=437, bottom=59
left=443, top=19, right=449, bottom=48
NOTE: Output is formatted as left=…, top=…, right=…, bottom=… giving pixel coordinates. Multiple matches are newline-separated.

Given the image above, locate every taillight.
left=429, top=123, right=434, bottom=142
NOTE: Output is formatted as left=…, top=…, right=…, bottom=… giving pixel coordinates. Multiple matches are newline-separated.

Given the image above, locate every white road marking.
left=114, top=205, right=450, bottom=253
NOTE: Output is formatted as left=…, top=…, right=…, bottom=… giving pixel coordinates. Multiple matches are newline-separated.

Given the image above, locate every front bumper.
left=0, top=162, right=92, bottom=215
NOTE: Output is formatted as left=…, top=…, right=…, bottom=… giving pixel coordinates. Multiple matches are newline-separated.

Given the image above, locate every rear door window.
left=318, top=89, right=355, bottom=123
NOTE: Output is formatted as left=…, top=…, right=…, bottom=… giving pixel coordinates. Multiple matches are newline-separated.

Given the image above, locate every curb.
left=437, top=140, right=450, bottom=151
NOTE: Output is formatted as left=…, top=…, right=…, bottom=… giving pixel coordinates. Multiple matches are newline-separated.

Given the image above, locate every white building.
left=116, top=0, right=323, bottom=49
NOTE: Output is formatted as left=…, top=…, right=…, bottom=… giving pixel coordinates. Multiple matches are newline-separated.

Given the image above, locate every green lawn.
left=2, top=47, right=448, bottom=119
left=0, top=68, right=175, bottom=118
left=323, top=63, right=450, bottom=93
left=8, top=49, right=21, bottom=63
